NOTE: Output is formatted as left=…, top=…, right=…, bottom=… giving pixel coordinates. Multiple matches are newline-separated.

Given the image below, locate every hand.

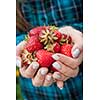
left=16, top=41, right=54, bottom=87
left=52, top=26, right=83, bottom=89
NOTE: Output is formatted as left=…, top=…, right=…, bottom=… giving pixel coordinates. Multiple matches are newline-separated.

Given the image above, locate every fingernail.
left=16, top=59, right=21, bottom=67
left=46, top=75, right=52, bottom=81
left=72, top=48, right=80, bottom=58
left=32, top=62, right=39, bottom=69
left=52, top=54, right=60, bottom=60
left=52, top=62, right=61, bottom=70
left=60, top=87, right=63, bottom=90
left=55, top=73, right=61, bottom=79
left=40, top=69, right=48, bottom=75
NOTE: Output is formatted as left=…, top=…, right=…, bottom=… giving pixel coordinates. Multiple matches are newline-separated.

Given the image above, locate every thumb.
left=16, top=56, right=22, bottom=68
left=71, top=44, right=81, bottom=58
left=56, top=81, right=64, bottom=90
left=16, top=40, right=27, bottom=56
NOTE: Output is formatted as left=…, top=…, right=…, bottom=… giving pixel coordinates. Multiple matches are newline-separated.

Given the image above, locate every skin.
left=16, top=41, right=54, bottom=87
left=52, top=26, right=83, bottom=88
left=16, top=26, right=83, bottom=88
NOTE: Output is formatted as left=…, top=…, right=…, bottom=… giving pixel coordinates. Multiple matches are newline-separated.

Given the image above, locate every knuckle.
left=64, top=26, right=72, bottom=29
left=72, top=70, right=79, bottom=77
left=70, top=70, right=75, bottom=76
left=22, top=73, right=31, bottom=78
left=72, top=60, right=79, bottom=69
left=78, top=31, right=83, bottom=37
left=44, top=83, right=52, bottom=87
left=64, top=77, right=70, bottom=81
left=19, top=69, right=32, bottom=78
left=44, top=81, right=53, bottom=86
left=19, top=69, right=25, bottom=77
left=25, top=72, right=33, bottom=78
left=67, top=26, right=72, bottom=29
left=32, top=81, right=41, bottom=87
left=71, top=68, right=79, bottom=77
left=64, top=68, right=75, bottom=77
left=72, top=64, right=78, bottom=69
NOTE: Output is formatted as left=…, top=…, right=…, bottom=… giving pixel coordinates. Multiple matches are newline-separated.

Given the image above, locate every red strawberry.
left=25, top=36, right=43, bottom=53
left=53, top=42, right=60, bottom=53
left=36, top=49, right=55, bottom=67
left=62, top=34, right=67, bottom=39
left=54, top=30, right=62, bottom=42
left=60, top=44, right=73, bottom=57
left=29, top=26, right=48, bottom=37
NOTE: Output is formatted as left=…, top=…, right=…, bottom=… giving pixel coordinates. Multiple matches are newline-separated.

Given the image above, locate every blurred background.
left=16, top=67, right=23, bottom=100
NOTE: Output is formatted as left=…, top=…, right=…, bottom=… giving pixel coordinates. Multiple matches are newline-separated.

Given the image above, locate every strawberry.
left=53, top=42, right=60, bottom=53
left=54, top=30, right=62, bottom=42
left=36, top=49, right=55, bottom=67
left=25, top=36, right=43, bottom=53
left=62, top=34, right=67, bottom=39
left=60, top=44, right=73, bottom=57
left=29, top=26, right=48, bottom=37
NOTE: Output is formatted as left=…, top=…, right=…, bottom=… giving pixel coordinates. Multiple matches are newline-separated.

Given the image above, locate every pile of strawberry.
left=21, top=26, right=73, bottom=72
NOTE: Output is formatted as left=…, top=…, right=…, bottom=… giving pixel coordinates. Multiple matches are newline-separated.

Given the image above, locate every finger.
left=75, top=52, right=83, bottom=68
left=52, top=53, right=82, bottom=69
left=43, top=73, right=53, bottom=86
left=16, top=56, right=22, bottom=68
left=58, top=26, right=72, bottom=35
left=71, top=46, right=81, bottom=58
left=32, top=68, right=48, bottom=87
left=64, top=76, right=70, bottom=81
left=52, top=53, right=77, bottom=69
left=20, top=62, right=39, bottom=78
left=16, top=40, right=27, bottom=56
left=65, top=26, right=83, bottom=39
left=59, top=26, right=82, bottom=38
left=71, top=43, right=83, bottom=58
left=52, top=61, right=79, bottom=77
left=56, top=81, right=64, bottom=90
left=53, top=71, right=69, bottom=81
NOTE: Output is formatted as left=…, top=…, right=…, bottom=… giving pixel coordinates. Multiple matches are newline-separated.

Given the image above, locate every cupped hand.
left=16, top=26, right=83, bottom=89
left=52, top=26, right=83, bottom=89
left=16, top=41, right=53, bottom=87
